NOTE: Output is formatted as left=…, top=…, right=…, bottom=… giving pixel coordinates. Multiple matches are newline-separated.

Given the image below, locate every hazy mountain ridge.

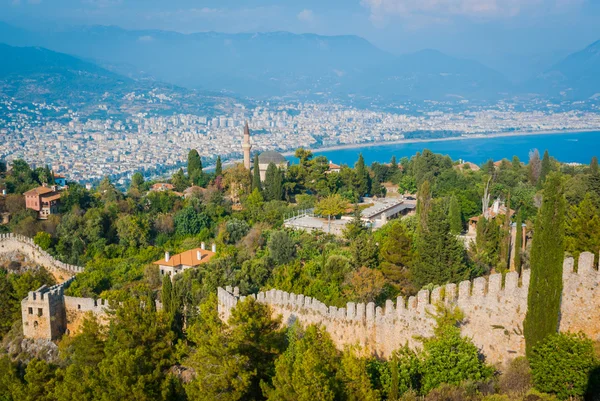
left=0, top=23, right=392, bottom=97
left=528, top=40, right=600, bottom=99
left=0, top=43, right=131, bottom=104
left=346, top=49, right=511, bottom=100
left=0, top=42, right=241, bottom=116
left=0, top=21, right=598, bottom=101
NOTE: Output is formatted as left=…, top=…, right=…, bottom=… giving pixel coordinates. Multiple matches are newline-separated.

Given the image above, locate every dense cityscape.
left=2, top=97, right=600, bottom=183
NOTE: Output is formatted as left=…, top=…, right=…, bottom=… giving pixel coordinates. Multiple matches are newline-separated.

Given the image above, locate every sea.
left=293, top=131, right=600, bottom=166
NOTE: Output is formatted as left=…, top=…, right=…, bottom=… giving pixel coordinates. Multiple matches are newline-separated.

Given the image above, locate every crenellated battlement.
left=218, top=252, right=600, bottom=366
left=0, top=232, right=116, bottom=340
left=0, top=233, right=84, bottom=275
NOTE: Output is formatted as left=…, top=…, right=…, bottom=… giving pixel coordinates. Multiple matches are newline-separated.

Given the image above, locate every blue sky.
left=2, top=0, right=600, bottom=76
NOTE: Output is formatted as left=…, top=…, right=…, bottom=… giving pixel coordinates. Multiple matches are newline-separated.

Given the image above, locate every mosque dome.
left=258, top=151, right=287, bottom=165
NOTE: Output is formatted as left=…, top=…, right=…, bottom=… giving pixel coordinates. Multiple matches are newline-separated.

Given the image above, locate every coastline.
left=152, top=128, right=599, bottom=181
left=281, top=128, right=600, bottom=157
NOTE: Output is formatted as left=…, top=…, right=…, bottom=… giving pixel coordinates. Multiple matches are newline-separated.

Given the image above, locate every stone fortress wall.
left=0, top=233, right=110, bottom=339
left=218, top=252, right=600, bottom=366
left=0, top=233, right=83, bottom=282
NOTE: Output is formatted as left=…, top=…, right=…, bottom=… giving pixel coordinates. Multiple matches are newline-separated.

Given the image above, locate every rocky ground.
left=1, top=322, right=60, bottom=364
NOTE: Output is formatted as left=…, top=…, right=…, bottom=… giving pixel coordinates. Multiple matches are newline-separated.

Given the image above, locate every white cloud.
left=138, top=35, right=153, bottom=42
left=361, top=0, right=583, bottom=26
left=297, top=9, right=315, bottom=23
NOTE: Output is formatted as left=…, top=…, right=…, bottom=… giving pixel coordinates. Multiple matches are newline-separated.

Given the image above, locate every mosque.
left=242, top=122, right=289, bottom=181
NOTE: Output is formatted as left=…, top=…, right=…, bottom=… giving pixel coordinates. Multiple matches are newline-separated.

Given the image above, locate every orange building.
left=153, top=244, right=216, bottom=277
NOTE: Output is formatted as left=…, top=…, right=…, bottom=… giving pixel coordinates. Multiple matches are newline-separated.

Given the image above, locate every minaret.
left=242, top=121, right=252, bottom=170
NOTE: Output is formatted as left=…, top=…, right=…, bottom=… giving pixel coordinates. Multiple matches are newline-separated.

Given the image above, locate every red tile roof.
left=24, top=186, right=54, bottom=196
left=153, top=248, right=215, bottom=268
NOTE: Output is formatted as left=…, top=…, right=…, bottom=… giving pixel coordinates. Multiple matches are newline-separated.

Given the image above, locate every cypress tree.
left=413, top=200, right=468, bottom=288
left=187, top=149, right=202, bottom=181
left=417, top=180, right=432, bottom=234
left=252, top=154, right=262, bottom=192
left=162, top=275, right=173, bottom=315
left=499, top=193, right=512, bottom=270
left=528, top=149, right=541, bottom=185
left=514, top=209, right=523, bottom=274
left=538, top=150, right=551, bottom=187
left=591, top=156, right=599, bottom=175
left=589, top=156, right=600, bottom=197
left=524, top=173, right=566, bottom=357
left=264, top=163, right=283, bottom=201
left=448, top=195, right=462, bottom=235
left=215, top=156, right=222, bottom=176
left=390, top=155, right=398, bottom=174
left=354, top=153, right=371, bottom=197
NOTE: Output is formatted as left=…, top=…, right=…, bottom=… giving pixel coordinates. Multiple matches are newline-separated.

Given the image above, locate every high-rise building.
left=242, top=121, right=252, bottom=170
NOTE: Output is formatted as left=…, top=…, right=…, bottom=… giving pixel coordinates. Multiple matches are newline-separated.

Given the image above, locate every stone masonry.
left=218, top=252, right=600, bottom=366
left=0, top=233, right=110, bottom=340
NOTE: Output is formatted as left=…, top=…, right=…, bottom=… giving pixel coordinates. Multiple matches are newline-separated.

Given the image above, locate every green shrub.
left=421, top=324, right=493, bottom=393
left=523, top=389, right=559, bottom=401
left=529, top=332, right=597, bottom=400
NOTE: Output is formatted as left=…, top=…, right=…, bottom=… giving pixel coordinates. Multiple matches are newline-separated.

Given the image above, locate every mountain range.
left=0, top=41, right=240, bottom=116
left=529, top=40, right=600, bottom=99
left=0, top=21, right=598, bottom=102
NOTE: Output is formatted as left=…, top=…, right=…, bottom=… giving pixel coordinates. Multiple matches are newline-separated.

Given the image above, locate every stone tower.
left=21, top=283, right=67, bottom=340
left=242, top=121, right=252, bottom=170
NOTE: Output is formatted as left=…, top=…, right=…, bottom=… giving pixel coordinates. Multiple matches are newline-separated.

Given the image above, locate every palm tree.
left=315, top=194, right=349, bottom=233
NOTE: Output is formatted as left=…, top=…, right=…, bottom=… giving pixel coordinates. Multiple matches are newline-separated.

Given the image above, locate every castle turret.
left=242, top=121, right=252, bottom=170
left=22, top=283, right=67, bottom=340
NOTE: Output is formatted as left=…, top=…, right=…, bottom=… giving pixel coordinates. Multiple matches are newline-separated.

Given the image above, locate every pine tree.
left=161, top=275, right=173, bottom=315
left=524, top=173, right=566, bottom=357
left=514, top=209, right=523, bottom=274
left=448, top=195, right=462, bottom=235
left=589, top=156, right=600, bottom=198
left=565, top=193, right=600, bottom=261
left=538, top=150, right=551, bottom=187
left=215, top=156, right=222, bottom=176
left=413, top=200, right=468, bottom=288
left=171, top=168, right=188, bottom=192
left=264, top=163, right=283, bottom=201
left=511, top=155, right=522, bottom=174
left=252, top=154, right=261, bottom=192
left=187, top=149, right=202, bottom=183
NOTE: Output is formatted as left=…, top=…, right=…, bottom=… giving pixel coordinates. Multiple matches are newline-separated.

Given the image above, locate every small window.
left=33, top=321, right=38, bottom=328
left=77, top=304, right=81, bottom=310
left=37, top=308, right=43, bottom=317
left=28, top=307, right=33, bottom=315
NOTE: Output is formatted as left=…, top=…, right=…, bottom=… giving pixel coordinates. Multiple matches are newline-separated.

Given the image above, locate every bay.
left=294, top=131, right=600, bottom=166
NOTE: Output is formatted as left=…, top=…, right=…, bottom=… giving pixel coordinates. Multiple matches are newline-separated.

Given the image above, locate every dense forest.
left=1, top=148, right=600, bottom=401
